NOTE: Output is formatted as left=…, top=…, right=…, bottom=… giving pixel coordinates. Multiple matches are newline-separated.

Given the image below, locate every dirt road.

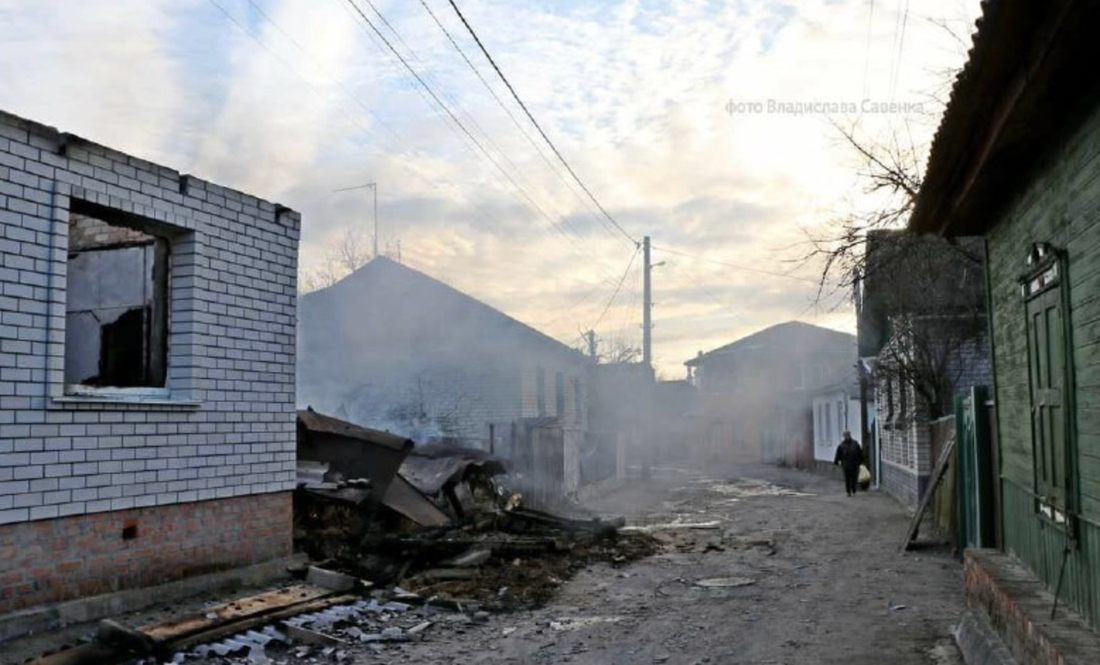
left=3, top=464, right=965, bottom=665
left=382, top=464, right=965, bottom=665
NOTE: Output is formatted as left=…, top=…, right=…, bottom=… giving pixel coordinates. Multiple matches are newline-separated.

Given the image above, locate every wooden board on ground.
left=900, top=436, right=956, bottom=552
left=165, top=593, right=359, bottom=654
left=139, top=584, right=333, bottom=643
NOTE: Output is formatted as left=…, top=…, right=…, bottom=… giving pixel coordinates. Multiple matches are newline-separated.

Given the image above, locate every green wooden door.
left=1028, top=287, right=1067, bottom=512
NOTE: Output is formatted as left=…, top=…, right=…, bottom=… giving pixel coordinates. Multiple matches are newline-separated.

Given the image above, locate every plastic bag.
left=858, top=464, right=871, bottom=483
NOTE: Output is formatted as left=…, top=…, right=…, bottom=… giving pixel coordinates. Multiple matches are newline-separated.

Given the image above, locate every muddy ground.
left=6, top=463, right=966, bottom=665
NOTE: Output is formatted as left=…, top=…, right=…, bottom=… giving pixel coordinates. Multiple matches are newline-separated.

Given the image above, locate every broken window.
left=64, top=204, right=170, bottom=392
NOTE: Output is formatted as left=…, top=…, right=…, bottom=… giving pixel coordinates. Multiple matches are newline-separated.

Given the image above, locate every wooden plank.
left=139, top=584, right=332, bottom=643
left=164, top=593, right=358, bottom=655
left=900, top=436, right=956, bottom=552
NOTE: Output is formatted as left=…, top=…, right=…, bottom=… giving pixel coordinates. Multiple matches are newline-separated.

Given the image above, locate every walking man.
left=833, top=430, right=863, bottom=497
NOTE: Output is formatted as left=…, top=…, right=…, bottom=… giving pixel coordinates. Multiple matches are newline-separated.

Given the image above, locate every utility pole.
left=642, top=236, right=652, bottom=367
left=585, top=330, right=598, bottom=362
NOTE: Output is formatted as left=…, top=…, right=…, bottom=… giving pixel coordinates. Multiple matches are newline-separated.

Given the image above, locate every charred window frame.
left=63, top=199, right=182, bottom=398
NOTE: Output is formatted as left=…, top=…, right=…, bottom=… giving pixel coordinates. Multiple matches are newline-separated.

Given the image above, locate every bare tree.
left=803, top=118, right=926, bottom=304
left=859, top=229, right=986, bottom=423
left=597, top=337, right=642, bottom=365
left=803, top=16, right=973, bottom=303
left=878, top=314, right=986, bottom=421
left=801, top=17, right=986, bottom=425
left=300, top=227, right=374, bottom=293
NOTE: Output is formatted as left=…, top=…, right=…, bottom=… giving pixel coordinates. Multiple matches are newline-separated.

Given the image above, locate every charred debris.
left=24, top=411, right=656, bottom=665
left=293, top=408, right=658, bottom=610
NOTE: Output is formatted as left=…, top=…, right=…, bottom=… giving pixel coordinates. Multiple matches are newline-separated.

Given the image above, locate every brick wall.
left=0, top=110, right=300, bottom=525
left=0, top=109, right=300, bottom=610
left=964, top=549, right=1100, bottom=665
left=0, top=493, right=290, bottom=615
left=879, top=459, right=925, bottom=509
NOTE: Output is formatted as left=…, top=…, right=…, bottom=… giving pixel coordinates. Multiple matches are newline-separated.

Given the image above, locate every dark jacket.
left=834, top=438, right=863, bottom=470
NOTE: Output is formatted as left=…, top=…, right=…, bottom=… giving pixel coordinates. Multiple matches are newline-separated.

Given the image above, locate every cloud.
left=0, top=0, right=981, bottom=375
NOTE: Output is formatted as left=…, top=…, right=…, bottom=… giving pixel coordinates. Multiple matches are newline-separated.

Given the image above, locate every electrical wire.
left=592, top=246, right=640, bottom=331
left=417, top=0, right=619, bottom=244
left=339, top=0, right=628, bottom=270
left=444, top=0, right=638, bottom=247
left=651, top=244, right=819, bottom=283
left=861, top=0, right=876, bottom=100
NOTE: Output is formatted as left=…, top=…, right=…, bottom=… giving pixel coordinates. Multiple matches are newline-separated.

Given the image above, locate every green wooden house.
left=909, top=1, right=1100, bottom=629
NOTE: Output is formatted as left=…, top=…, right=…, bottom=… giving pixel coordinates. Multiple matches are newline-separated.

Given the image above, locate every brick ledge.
left=965, top=549, right=1100, bottom=665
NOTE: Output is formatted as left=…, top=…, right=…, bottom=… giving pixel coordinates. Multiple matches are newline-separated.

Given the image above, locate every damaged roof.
left=298, top=408, right=413, bottom=453
left=909, top=0, right=1100, bottom=236
left=400, top=442, right=507, bottom=497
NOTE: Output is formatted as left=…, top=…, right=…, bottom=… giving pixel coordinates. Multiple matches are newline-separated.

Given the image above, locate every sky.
left=0, top=0, right=980, bottom=377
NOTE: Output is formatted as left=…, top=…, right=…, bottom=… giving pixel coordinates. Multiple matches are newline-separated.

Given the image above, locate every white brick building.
left=874, top=315, right=990, bottom=508
left=0, top=110, right=300, bottom=618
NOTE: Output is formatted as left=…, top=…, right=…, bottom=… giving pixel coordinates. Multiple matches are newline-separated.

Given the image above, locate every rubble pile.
left=296, top=473, right=659, bottom=610
left=292, top=410, right=660, bottom=612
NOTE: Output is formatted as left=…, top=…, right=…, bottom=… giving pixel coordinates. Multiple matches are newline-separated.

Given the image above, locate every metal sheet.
left=381, top=474, right=450, bottom=527
left=398, top=442, right=506, bottom=496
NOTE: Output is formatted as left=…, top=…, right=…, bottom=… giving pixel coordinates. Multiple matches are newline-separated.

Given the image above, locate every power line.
left=887, top=0, right=910, bottom=100
left=444, top=0, right=638, bottom=247
left=651, top=244, right=819, bottom=283
left=891, top=0, right=912, bottom=100
left=592, top=247, right=640, bottom=331
left=861, top=0, right=876, bottom=100
left=335, top=0, right=633, bottom=298
left=340, top=0, right=584, bottom=251
left=220, top=0, right=633, bottom=326
left=360, top=0, right=572, bottom=241
left=417, top=0, right=621, bottom=244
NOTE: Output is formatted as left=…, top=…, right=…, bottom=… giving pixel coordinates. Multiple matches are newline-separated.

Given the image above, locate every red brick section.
left=965, top=549, right=1100, bottom=665
left=0, top=493, right=291, bottom=616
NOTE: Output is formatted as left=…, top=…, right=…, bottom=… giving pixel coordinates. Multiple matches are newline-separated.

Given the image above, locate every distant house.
left=855, top=230, right=990, bottom=506
left=685, top=321, right=856, bottom=466
left=810, top=371, right=861, bottom=465
left=909, top=0, right=1100, bottom=649
left=297, top=257, right=587, bottom=488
